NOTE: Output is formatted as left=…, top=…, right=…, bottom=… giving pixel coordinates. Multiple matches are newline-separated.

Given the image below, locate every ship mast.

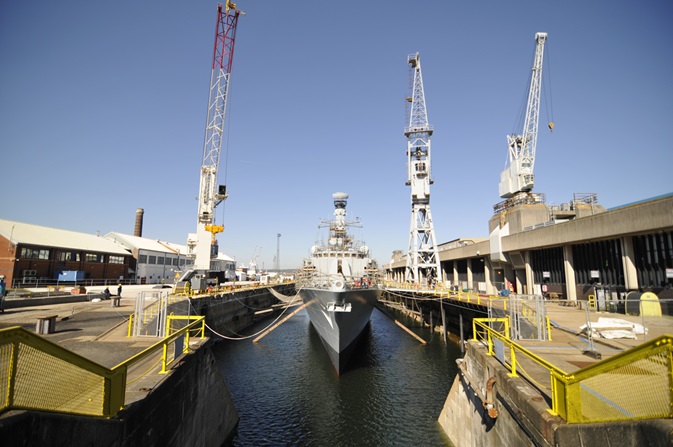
left=404, top=53, right=442, bottom=285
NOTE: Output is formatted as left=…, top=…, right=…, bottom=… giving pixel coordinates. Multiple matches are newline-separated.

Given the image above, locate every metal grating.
left=13, top=343, right=105, bottom=416
left=578, top=351, right=671, bottom=422
left=0, top=343, right=12, bottom=411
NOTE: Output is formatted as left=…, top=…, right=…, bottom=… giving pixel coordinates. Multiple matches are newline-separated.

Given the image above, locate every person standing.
left=0, top=275, right=6, bottom=313
left=117, top=284, right=122, bottom=297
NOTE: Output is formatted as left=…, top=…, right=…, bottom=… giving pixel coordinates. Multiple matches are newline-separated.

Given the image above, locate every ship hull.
left=300, top=287, right=381, bottom=374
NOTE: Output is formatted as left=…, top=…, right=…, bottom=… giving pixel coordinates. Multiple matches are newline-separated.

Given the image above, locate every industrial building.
left=0, top=219, right=132, bottom=287
left=0, top=214, right=234, bottom=287
left=385, top=193, right=673, bottom=302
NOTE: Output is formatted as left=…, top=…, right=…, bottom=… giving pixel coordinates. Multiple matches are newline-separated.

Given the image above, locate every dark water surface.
left=213, top=308, right=459, bottom=447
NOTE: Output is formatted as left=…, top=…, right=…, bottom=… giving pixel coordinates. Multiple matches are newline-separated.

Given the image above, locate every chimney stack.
left=134, top=208, right=144, bottom=237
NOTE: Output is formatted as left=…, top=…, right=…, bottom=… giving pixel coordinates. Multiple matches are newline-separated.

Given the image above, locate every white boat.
left=298, top=192, right=381, bottom=374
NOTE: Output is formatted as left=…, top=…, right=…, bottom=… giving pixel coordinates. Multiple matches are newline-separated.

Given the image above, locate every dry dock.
left=381, top=288, right=673, bottom=447
left=0, top=284, right=287, bottom=446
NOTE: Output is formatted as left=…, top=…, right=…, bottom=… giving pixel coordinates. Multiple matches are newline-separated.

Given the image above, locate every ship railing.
left=296, top=271, right=381, bottom=290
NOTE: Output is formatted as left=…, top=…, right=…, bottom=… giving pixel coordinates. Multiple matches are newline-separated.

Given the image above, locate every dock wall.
left=1, top=341, right=237, bottom=446
left=187, top=284, right=295, bottom=335
left=0, top=285, right=295, bottom=446
left=438, top=341, right=673, bottom=447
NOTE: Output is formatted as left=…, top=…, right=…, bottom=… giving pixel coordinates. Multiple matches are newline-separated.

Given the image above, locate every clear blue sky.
left=1, top=1, right=672, bottom=271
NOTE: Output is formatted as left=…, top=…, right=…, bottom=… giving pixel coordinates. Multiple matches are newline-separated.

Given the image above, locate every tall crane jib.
left=498, top=32, right=548, bottom=200
left=404, top=53, right=442, bottom=286
left=192, top=2, right=243, bottom=273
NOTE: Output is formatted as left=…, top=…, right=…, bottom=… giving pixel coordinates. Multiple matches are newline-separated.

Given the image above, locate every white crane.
left=498, top=32, right=550, bottom=199
left=404, top=53, right=442, bottom=286
left=188, top=2, right=243, bottom=280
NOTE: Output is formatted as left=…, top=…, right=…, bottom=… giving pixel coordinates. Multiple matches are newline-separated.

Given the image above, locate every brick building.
left=0, top=219, right=132, bottom=287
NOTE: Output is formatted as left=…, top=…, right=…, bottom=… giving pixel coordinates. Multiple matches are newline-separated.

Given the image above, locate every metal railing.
left=0, top=316, right=205, bottom=418
left=11, top=277, right=139, bottom=289
left=383, top=280, right=506, bottom=305
left=297, top=271, right=381, bottom=290
left=472, top=318, right=673, bottom=423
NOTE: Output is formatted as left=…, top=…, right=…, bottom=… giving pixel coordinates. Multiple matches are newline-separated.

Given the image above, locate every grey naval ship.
left=298, top=192, right=381, bottom=374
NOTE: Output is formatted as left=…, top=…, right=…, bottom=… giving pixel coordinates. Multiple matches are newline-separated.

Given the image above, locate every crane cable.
left=543, top=43, right=555, bottom=133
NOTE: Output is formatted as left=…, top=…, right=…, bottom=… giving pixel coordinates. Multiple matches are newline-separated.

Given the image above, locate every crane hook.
left=548, top=122, right=554, bottom=133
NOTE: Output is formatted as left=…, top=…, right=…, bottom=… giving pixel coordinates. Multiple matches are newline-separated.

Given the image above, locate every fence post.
left=509, top=344, right=518, bottom=377
left=160, top=343, right=169, bottom=374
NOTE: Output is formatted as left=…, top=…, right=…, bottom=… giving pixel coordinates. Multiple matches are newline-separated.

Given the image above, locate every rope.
left=193, top=285, right=306, bottom=341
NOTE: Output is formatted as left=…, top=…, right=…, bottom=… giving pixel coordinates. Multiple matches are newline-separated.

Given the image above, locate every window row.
left=21, top=247, right=127, bottom=264
left=137, top=255, right=188, bottom=266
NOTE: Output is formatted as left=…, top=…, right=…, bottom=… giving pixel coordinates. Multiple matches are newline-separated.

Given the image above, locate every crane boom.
left=498, top=32, right=547, bottom=199
left=193, top=2, right=242, bottom=271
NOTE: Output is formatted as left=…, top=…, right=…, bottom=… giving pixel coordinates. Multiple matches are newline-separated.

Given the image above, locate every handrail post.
left=546, top=315, right=552, bottom=341
left=105, top=367, right=127, bottom=417
left=487, top=328, right=493, bottom=356
left=127, top=314, right=134, bottom=337
left=548, top=371, right=566, bottom=418
left=508, top=344, right=518, bottom=377
left=160, top=343, right=169, bottom=374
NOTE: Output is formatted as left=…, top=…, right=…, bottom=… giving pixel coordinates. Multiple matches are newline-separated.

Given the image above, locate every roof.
left=0, top=219, right=130, bottom=255
left=105, top=232, right=189, bottom=255
left=106, top=232, right=234, bottom=261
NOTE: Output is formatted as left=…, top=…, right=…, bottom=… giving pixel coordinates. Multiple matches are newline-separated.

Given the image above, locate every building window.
left=572, top=239, right=624, bottom=287
left=157, top=257, right=164, bottom=266
left=57, top=251, right=80, bottom=262
left=531, top=247, right=564, bottom=284
left=138, top=254, right=147, bottom=264
left=148, top=256, right=156, bottom=265
left=20, top=248, right=50, bottom=260
left=633, top=231, right=673, bottom=288
left=85, top=253, right=103, bottom=263
left=109, top=255, right=125, bottom=264
left=173, top=258, right=179, bottom=266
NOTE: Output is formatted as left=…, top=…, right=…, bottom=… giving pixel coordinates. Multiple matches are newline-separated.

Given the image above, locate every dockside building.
left=385, top=193, right=673, bottom=301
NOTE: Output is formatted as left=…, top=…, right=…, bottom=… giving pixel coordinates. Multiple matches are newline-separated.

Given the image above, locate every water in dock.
left=213, top=307, right=460, bottom=446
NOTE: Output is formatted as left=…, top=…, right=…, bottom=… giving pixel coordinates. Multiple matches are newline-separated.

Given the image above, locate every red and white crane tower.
left=188, top=1, right=243, bottom=275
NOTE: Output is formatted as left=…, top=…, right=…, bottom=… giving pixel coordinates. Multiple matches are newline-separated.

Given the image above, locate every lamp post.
left=276, top=233, right=281, bottom=272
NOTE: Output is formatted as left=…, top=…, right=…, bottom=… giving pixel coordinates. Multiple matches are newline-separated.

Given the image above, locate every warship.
left=298, top=192, right=381, bottom=374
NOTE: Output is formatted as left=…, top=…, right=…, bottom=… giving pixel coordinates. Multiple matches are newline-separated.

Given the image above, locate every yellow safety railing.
left=472, top=318, right=673, bottom=423
left=383, top=280, right=504, bottom=306
left=0, top=315, right=206, bottom=418
left=0, top=327, right=126, bottom=418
